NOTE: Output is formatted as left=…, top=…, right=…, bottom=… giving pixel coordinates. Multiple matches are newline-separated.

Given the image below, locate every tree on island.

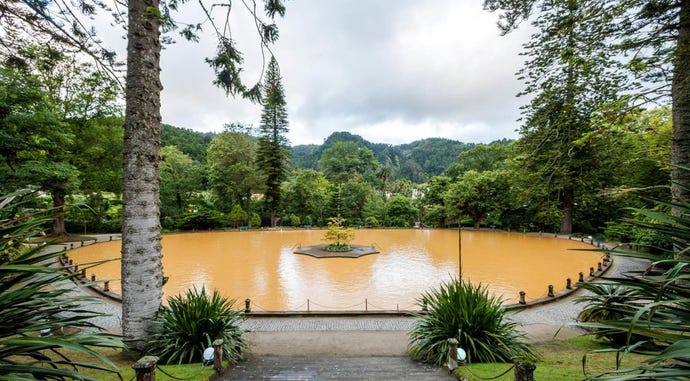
left=322, top=216, right=355, bottom=252
left=257, top=56, right=290, bottom=227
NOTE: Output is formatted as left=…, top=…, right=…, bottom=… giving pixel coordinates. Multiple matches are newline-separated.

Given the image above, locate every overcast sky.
left=105, top=1, right=533, bottom=146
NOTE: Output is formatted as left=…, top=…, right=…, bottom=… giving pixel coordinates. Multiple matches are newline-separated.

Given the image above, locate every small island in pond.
left=294, top=243, right=380, bottom=258
left=294, top=216, right=380, bottom=258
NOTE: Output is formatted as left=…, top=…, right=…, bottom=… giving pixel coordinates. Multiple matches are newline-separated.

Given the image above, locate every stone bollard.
left=244, top=298, right=251, bottom=313
left=579, top=272, right=584, bottom=282
left=91, top=274, right=96, bottom=282
left=104, top=280, right=110, bottom=292
left=132, top=356, right=158, bottom=381
left=598, top=262, right=603, bottom=271
left=518, top=291, right=526, bottom=305
left=547, top=285, right=554, bottom=297
left=213, top=339, right=224, bottom=373
left=590, top=267, right=595, bottom=277
left=447, top=338, right=459, bottom=370
left=514, top=361, right=536, bottom=381
left=81, top=269, right=86, bottom=278
left=566, top=278, right=572, bottom=289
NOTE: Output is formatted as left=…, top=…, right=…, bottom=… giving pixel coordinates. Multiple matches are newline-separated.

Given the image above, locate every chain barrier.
left=249, top=300, right=271, bottom=312
left=156, top=365, right=196, bottom=380
left=246, top=298, right=427, bottom=312
left=462, top=364, right=515, bottom=380
left=308, top=299, right=366, bottom=310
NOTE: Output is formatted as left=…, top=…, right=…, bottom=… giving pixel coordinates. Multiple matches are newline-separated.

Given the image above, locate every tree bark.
left=121, top=0, right=163, bottom=350
left=50, top=189, right=67, bottom=236
left=559, top=188, right=574, bottom=235
left=672, top=1, right=690, bottom=261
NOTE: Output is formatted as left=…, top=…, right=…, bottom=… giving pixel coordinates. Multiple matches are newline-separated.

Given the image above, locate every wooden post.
left=514, top=361, right=536, bottom=381
left=132, top=356, right=158, bottom=381
left=213, top=339, right=224, bottom=373
left=447, top=338, right=459, bottom=370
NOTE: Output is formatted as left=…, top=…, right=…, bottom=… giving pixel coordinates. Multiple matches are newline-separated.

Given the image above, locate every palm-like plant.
left=146, top=287, right=247, bottom=365
left=408, top=277, right=536, bottom=365
left=576, top=283, right=646, bottom=345
left=578, top=188, right=690, bottom=379
left=0, top=190, right=124, bottom=380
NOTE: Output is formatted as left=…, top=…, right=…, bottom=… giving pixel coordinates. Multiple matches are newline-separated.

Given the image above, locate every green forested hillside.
left=161, top=124, right=217, bottom=163
left=288, top=131, right=482, bottom=182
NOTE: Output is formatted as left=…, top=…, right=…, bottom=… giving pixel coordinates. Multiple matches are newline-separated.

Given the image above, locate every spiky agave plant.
left=579, top=176, right=690, bottom=379
left=576, top=283, right=647, bottom=345
left=0, top=190, right=124, bottom=380
left=408, top=277, right=536, bottom=365
left=146, top=287, right=247, bottom=365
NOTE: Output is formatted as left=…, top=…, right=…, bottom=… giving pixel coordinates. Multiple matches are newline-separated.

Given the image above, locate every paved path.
left=219, top=357, right=456, bottom=380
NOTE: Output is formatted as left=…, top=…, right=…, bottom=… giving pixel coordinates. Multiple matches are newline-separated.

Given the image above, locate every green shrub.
left=147, top=287, right=247, bottom=365
left=576, top=283, right=646, bottom=345
left=408, top=278, right=536, bottom=366
left=0, top=190, right=124, bottom=379
left=578, top=191, right=690, bottom=379
left=179, top=209, right=225, bottom=230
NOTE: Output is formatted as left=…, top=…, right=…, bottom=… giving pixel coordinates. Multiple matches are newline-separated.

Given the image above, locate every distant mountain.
left=290, top=131, right=476, bottom=183
left=162, top=125, right=497, bottom=183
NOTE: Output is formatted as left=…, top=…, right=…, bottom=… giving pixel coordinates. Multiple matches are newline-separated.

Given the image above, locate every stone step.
left=219, top=356, right=456, bottom=380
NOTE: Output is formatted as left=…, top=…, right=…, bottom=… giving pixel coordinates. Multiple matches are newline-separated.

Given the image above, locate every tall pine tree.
left=488, top=0, right=625, bottom=234
left=485, top=0, right=690, bottom=232
left=257, top=56, right=290, bottom=227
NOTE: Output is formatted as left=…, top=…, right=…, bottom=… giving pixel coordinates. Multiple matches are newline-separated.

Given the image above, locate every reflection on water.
left=69, top=229, right=602, bottom=311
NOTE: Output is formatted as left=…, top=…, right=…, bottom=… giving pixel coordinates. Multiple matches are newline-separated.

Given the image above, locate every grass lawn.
left=454, top=335, right=650, bottom=380
left=62, top=347, right=221, bottom=381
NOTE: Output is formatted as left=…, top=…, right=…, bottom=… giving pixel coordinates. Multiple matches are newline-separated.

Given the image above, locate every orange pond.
left=69, top=229, right=603, bottom=311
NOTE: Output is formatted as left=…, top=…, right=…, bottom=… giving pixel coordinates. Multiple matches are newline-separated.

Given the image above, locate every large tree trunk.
left=559, top=188, right=574, bottom=235
left=50, top=189, right=67, bottom=236
left=121, top=0, right=163, bottom=350
left=672, top=2, right=690, bottom=261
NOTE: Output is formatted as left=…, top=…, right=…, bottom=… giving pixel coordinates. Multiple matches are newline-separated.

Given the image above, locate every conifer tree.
left=257, top=56, right=290, bottom=227
left=498, top=0, right=624, bottom=234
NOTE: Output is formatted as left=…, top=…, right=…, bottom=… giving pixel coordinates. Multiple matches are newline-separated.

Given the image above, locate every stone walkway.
left=219, top=357, right=456, bottom=380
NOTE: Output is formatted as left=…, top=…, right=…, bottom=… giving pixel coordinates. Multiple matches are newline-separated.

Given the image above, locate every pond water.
left=69, top=229, right=602, bottom=311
